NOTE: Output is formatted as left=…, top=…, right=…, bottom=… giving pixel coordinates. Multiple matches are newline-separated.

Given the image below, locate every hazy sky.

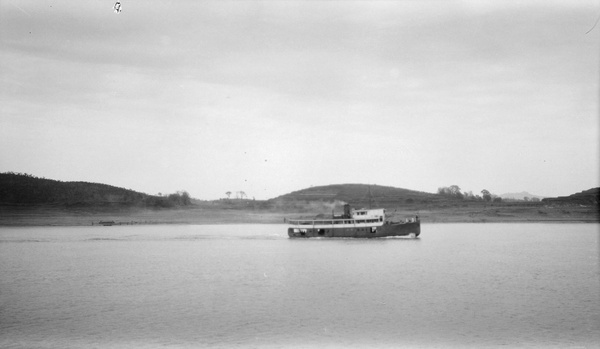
left=1, top=0, right=598, bottom=200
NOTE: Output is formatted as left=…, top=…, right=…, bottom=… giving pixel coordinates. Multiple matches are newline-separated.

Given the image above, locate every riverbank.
left=0, top=202, right=597, bottom=226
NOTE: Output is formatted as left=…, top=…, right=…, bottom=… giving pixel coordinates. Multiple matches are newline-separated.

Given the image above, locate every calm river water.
left=1, top=223, right=598, bottom=348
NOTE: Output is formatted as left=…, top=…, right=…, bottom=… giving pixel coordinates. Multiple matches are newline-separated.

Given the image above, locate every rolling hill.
left=270, top=183, right=442, bottom=207
left=500, top=191, right=545, bottom=200
left=0, top=173, right=597, bottom=224
left=541, top=188, right=599, bottom=205
left=2, top=172, right=597, bottom=212
left=0, top=172, right=190, bottom=208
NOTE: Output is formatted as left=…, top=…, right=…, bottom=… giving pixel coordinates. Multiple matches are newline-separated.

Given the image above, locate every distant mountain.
left=0, top=172, right=191, bottom=208
left=541, top=188, right=599, bottom=205
left=270, top=183, right=441, bottom=207
left=500, top=191, right=545, bottom=200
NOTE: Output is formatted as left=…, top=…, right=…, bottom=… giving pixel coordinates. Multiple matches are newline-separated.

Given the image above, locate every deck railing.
left=287, top=217, right=383, bottom=226
left=286, top=216, right=419, bottom=226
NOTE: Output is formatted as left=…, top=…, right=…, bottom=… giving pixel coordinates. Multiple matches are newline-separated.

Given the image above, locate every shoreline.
left=1, top=204, right=597, bottom=226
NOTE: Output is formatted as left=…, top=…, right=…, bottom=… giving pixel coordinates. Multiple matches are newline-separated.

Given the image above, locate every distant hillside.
left=270, top=183, right=441, bottom=207
left=500, top=191, right=545, bottom=200
left=0, top=172, right=191, bottom=208
left=541, top=188, right=599, bottom=205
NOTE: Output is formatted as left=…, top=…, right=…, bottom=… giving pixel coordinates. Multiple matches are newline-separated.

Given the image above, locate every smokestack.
left=344, top=204, right=351, bottom=218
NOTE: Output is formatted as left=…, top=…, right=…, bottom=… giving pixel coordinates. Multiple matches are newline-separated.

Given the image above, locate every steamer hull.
left=287, top=220, right=420, bottom=238
left=287, top=206, right=420, bottom=238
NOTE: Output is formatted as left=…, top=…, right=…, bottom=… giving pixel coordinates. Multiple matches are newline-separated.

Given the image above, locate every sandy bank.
left=0, top=203, right=597, bottom=226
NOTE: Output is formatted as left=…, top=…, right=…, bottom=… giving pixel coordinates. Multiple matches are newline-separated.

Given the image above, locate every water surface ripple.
left=1, top=223, right=598, bottom=348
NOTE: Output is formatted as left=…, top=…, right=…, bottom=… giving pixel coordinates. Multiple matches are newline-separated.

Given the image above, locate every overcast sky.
left=1, top=0, right=598, bottom=200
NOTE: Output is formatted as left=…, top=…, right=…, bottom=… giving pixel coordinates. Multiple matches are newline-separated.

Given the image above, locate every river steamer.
left=287, top=205, right=420, bottom=238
